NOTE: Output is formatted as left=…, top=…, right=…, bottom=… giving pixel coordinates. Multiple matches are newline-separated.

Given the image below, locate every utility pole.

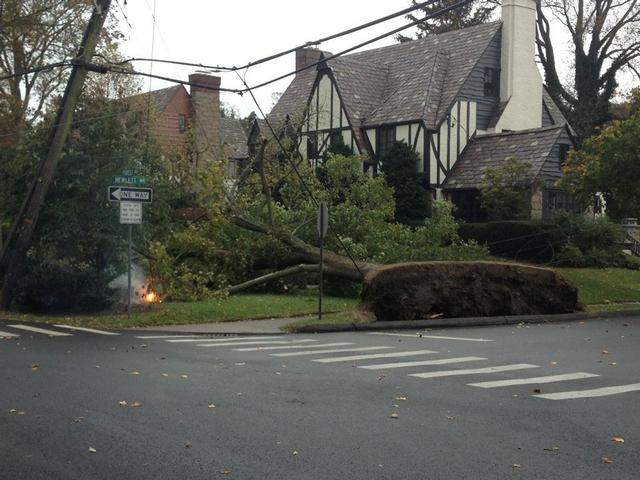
left=0, top=0, right=112, bottom=309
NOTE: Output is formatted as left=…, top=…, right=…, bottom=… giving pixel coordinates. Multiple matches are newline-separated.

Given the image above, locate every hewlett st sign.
left=108, top=186, right=153, bottom=203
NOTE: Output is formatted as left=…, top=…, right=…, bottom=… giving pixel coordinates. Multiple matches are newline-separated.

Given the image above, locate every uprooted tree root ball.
left=361, top=262, right=580, bottom=322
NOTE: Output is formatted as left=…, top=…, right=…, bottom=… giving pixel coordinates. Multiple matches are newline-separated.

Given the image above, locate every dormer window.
left=484, top=67, right=500, bottom=97
left=178, top=114, right=187, bottom=133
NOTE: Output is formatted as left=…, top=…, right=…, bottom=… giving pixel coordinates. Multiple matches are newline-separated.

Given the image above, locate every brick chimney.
left=188, top=73, right=221, bottom=168
left=295, top=48, right=324, bottom=72
left=494, top=0, right=543, bottom=132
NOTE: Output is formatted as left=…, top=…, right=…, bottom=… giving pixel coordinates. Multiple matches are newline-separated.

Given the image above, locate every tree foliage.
left=561, top=90, right=640, bottom=219
left=537, top=0, right=640, bottom=141
left=481, top=157, right=538, bottom=220
left=379, top=141, right=430, bottom=224
left=397, top=0, right=497, bottom=40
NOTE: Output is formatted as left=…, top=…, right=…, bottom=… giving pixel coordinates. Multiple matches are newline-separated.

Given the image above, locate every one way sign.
left=108, top=186, right=153, bottom=203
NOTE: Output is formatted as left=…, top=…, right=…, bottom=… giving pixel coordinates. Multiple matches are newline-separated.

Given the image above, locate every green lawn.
left=555, top=267, right=640, bottom=306
left=0, top=294, right=359, bottom=330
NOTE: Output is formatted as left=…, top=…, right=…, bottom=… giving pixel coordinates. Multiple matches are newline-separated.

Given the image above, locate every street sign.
left=317, top=202, right=329, bottom=239
left=112, top=175, right=146, bottom=186
left=108, top=186, right=153, bottom=203
left=120, top=201, right=142, bottom=224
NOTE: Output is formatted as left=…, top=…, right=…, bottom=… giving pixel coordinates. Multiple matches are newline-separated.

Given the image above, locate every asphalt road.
left=1, top=317, right=638, bottom=479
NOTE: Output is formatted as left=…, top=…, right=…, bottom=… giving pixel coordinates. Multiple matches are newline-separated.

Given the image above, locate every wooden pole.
left=0, top=0, right=112, bottom=309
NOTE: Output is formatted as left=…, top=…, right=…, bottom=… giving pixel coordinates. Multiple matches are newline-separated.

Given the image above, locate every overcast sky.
left=112, top=1, right=604, bottom=119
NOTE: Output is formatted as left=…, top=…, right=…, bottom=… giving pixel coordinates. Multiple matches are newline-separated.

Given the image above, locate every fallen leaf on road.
left=88, top=447, right=97, bottom=453
left=544, top=446, right=560, bottom=451
left=9, top=409, right=17, bottom=413
left=180, top=374, right=188, bottom=379
left=550, top=362, right=557, bottom=366
left=601, top=350, right=609, bottom=355
left=390, top=413, right=399, bottom=419
left=118, top=400, right=128, bottom=406
left=73, top=416, right=84, bottom=423
left=221, top=469, right=232, bottom=475
left=31, top=364, right=39, bottom=371
left=130, top=371, right=140, bottom=375
left=161, top=373, right=168, bottom=377
left=17, top=411, right=25, bottom=415
left=612, top=437, right=625, bottom=443
left=601, top=456, right=613, bottom=464
left=130, top=401, right=142, bottom=408
left=446, top=416, right=456, bottom=420
left=184, top=441, right=192, bottom=448
left=377, top=374, right=386, bottom=381
left=395, top=396, right=407, bottom=401
left=208, top=404, right=216, bottom=409
left=235, top=362, right=246, bottom=366
left=512, top=464, right=521, bottom=468
left=292, top=451, right=298, bottom=455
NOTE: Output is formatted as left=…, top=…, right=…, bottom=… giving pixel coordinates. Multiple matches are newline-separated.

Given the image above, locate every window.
left=376, top=126, right=396, bottom=157
left=178, top=114, right=187, bottom=133
left=483, top=67, right=500, bottom=97
left=559, top=144, right=571, bottom=168
left=307, top=134, right=318, bottom=159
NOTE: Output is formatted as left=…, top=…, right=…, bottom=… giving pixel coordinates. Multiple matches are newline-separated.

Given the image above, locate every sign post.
left=110, top=180, right=151, bottom=318
left=317, top=202, right=329, bottom=321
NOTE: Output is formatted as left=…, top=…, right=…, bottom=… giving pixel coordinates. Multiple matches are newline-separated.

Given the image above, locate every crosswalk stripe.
left=234, top=342, right=353, bottom=352
left=135, top=335, right=202, bottom=339
left=359, top=356, right=487, bottom=370
left=197, top=339, right=317, bottom=348
left=166, top=336, right=282, bottom=343
left=369, top=332, right=493, bottom=342
left=271, top=346, right=393, bottom=357
left=8, top=324, right=73, bottom=337
left=313, top=349, right=439, bottom=363
left=409, top=364, right=540, bottom=379
left=534, top=383, right=640, bottom=400
left=53, top=324, right=120, bottom=336
left=469, top=372, right=599, bottom=388
left=0, top=330, right=20, bottom=337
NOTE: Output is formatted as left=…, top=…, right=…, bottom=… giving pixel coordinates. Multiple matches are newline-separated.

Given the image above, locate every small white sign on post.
left=120, top=201, right=142, bottom=224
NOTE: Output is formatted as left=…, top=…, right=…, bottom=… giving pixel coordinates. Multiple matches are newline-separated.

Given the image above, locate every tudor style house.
left=264, top=0, right=576, bottom=221
left=128, top=73, right=248, bottom=175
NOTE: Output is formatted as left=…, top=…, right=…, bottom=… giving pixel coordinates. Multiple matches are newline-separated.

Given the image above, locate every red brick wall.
left=151, top=86, right=190, bottom=156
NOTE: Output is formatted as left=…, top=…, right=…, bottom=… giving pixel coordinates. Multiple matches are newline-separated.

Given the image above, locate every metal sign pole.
left=319, top=229, right=324, bottom=322
left=127, top=223, right=132, bottom=318
left=317, top=202, right=329, bottom=322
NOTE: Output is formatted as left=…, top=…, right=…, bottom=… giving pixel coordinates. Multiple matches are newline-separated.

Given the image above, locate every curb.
left=292, top=309, right=640, bottom=334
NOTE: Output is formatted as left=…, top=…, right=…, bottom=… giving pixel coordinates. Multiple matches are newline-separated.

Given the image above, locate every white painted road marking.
left=54, top=324, right=120, bottom=336
left=234, top=342, right=353, bottom=352
left=410, top=364, right=540, bottom=379
left=197, top=339, right=317, bottom=348
left=271, top=346, right=393, bottom=357
left=0, top=330, right=20, bottom=337
left=534, top=383, right=640, bottom=400
left=359, top=356, right=487, bottom=370
left=135, top=335, right=202, bottom=339
left=166, top=336, right=283, bottom=343
left=8, top=324, right=73, bottom=337
left=469, top=372, right=599, bottom=389
left=368, top=332, right=493, bottom=342
left=313, top=350, right=439, bottom=363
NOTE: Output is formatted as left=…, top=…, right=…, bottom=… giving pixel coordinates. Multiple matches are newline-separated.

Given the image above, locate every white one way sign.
left=108, top=186, right=153, bottom=203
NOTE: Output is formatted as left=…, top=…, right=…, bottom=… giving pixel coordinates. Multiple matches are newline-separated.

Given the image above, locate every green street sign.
left=112, top=175, right=146, bottom=186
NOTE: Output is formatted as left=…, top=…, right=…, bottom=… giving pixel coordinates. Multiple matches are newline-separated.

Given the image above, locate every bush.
left=458, top=212, right=628, bottom=267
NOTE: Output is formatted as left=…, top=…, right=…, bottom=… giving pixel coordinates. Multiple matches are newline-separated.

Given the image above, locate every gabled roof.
left=268, top=22, right=502, bottom=134
left=126, top=85, right=184, bottom=113
left=220, top=118, right=248, bottom=159
left=542, top=87, right=575, bottom=135
left=443, top=125, right=569, bottom=190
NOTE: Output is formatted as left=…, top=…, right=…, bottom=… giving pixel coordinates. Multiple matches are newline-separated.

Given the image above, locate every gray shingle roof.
left=268, top=22, right=502, bottom=138
left=443, top=125, right=566, bottom=189
left=127, top=85, right=183, bottom=113
left=220, top=118, right=248, bottom=159
left=543, top=87, right=575, bottom=135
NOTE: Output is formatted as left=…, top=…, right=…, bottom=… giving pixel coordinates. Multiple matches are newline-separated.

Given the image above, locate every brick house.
left=128, top=73, right=248, bottom=174
left=262, top=0, right=577, bottom=221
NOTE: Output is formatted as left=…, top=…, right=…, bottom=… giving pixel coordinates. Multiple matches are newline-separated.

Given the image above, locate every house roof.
left=220, top=117, right=248, bottom=159
left=443, top=125, right=568, bottom=190
left=268, top=22, right=502, bottom=135
left=126, top=84, right=184, bottom=113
